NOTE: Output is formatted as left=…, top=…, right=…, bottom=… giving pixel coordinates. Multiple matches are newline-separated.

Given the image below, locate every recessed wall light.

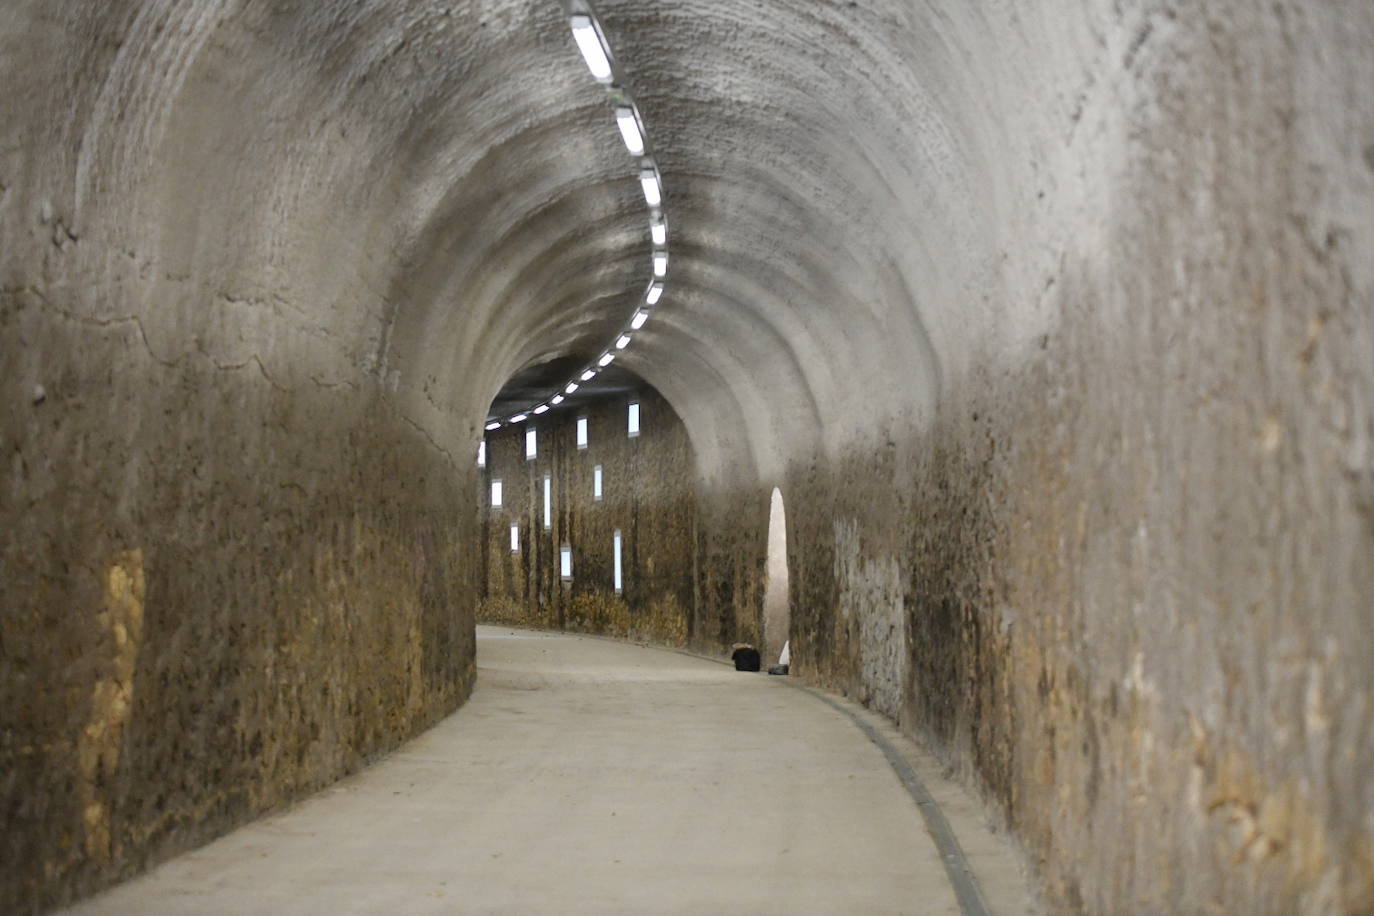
left=616, top=334, right=631, bottom=349
left=646, top=281, right=663, bottom=305
left=631, top=310, right=649, bottom=330
left=543, top=474, right=552, bottom=530
left=613, top=529, right=623, bottom=593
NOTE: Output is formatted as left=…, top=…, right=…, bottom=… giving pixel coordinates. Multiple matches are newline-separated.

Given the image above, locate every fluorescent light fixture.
left=491, top=479, right=503, bottom=507
left=645, top=281, right=664, bottom=305
left=631, top=310, right=649, bottom=330
left=485, top=421, right=501, bottom=431
left=543, top=474, right=552, bottom=529
left=650, top=213, right=666, bottom=246
left=598, top=352, right=615, bottom=367
left=581, top=370, right=596, bottom=381
left=509, top=413, right=528, bottom=423
left=639, top=167, right=661, bottom=207
left=613, top=529, right=623, bottom=593
left=533, top=404, right=549, bottom=415
left=616, top=334, right=631, bottom=349
left=615, top=106, right=645, bottom=156
left=569, top=15, right=612, bottom=82
left=510, top=523, right=520, bottom=553
left=565, top=382, right=579, bottom=394
left=652, top=250, right=668, bottom=277
left=628, top=401, right=641, bottom=437
left=551, top=394, right=565, bottom=405
left=593, top=465, right=603, bottom=500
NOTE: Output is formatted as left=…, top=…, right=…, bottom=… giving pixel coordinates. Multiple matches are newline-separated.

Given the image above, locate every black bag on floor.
left=731, top=645, right=761, bottom=672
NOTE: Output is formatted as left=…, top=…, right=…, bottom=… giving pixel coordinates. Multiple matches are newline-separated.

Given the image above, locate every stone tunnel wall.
left=0, top=5, right=483, bottom=911
left=477, top=389, right=769, bottom=658
left=1, top=292, right=479, bottom=916
left=774, top=7, right=1374, bottom=912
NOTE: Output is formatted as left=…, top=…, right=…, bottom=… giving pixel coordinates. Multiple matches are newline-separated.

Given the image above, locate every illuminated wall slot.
left=543, top=474, right=552, bottom=530
left=613, top=529, right=623, bottom=594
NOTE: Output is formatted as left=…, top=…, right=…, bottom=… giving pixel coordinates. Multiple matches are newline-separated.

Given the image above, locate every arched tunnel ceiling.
left=408, top=0, right=1015, bottom=482
left=7, top=0, right=1143, bottom=482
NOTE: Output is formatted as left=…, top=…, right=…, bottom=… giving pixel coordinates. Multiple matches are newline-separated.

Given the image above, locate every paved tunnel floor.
left=66, top=627, right=1035, bottom=915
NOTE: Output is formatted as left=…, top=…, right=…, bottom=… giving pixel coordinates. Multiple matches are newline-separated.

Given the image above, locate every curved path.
left=67, top=627, right=1034, bottom=915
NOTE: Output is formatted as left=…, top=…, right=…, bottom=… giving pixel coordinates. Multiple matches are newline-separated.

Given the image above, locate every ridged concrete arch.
left=13, top=0, right=1000, bottom=479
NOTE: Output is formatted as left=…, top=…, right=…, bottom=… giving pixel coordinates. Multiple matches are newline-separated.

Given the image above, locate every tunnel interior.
left=3, top=0, right=1373, bottom=913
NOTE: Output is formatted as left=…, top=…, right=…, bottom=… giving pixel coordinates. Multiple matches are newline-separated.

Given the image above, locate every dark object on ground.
left=731, top=644, right=761, bottom=672
left=768, top=664, right=789, bottom=676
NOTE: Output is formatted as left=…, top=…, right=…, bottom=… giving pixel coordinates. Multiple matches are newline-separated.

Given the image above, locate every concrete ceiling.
left=9, top=0, right=1011, bottom=484
left=14, top=0, right=1327, bottom=483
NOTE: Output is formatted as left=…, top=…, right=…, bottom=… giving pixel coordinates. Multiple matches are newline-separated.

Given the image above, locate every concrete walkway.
left=66, top=627, right=1034, bottom=915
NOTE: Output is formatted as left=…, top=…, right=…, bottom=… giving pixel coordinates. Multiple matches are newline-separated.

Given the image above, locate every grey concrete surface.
left=62, top=626, right=1034, bottom=915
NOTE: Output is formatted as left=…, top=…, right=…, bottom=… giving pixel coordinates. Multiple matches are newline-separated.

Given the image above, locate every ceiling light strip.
left=487, top=1, right=670, bottom=427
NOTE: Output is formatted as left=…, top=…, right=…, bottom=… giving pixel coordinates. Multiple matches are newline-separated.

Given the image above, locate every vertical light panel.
left=613, top=530, right=623, bottom=594
left=577, top=417, right=589, bottom=449
left=628, top=402, right=641, bottom=437
left=477, top=440, right=486, bottom=467
left=560, top=544, right=573, bottom=580
left=543, top=474, right=552, bottom=530
left=491, top=478, right=503, bottom=508
left=510, top=524, right=519, bottom=553
left=593, top=465, right=603, bottom=501
left=525, top=427, right=537, bottom=460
